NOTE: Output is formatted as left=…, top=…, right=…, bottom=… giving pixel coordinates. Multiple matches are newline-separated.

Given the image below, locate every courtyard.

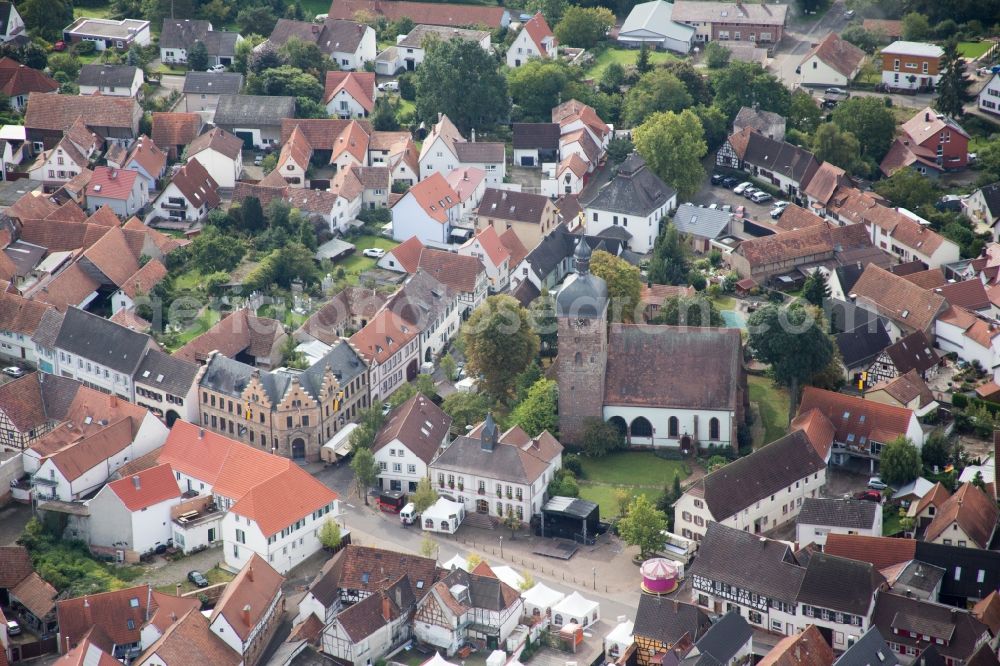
left=576, top=452, right=689, bottom=519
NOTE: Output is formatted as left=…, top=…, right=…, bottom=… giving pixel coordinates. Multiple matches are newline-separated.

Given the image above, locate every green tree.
left=440, top=354, right=457, bottom=381
left=442, top=392, right=491, bottom=431
left=18, top=43, right=49, bottom=70
left=842, top=24, right=885, bottom=53
left=414, top=38, right=508, bottom=134
left=590, top=250, right=642, bottom=322
left=747, top=303, right=834, bottom=419
left=935, top=39, right=975, bottom=118
left=199, top=0, right=233, bottom=24
left=802, top=269, right=830, bottom=307
left=831, top=97, right=897, bottom=163
left=615, top=488, right=631, bottom=518
left=652, top=295, right=724, bottom=327
left=634, top=109, right=707, bottom=201
left=280, top=36, right=330, bottom=78
left=420, top=533, right=436, bottom=558
left=692, top=105, right=728, bottom=151
left=648, top=224, right=690, bottom=286
left=318, top=519, right=342, bottom=550
left=508, top=59, right=575, bottom=122
left=874, top=167, right=938, bottom=211
left=189, top=227, right=245, bottom=272
left=547, top=469, right=579, bottom=497
left=502, top=506, right=521, bottom=536
left=245, top=243, right=321, bottom=290
left=187, top=40, right=209, bottom=72
left=972, top=470, right=987, bottom=492
left=580, top=417, right=625, bottom=457
left=47, top=53, right=82, bottom=80
left=553, top=6, right=615, bottom=48
left=901, top=11, right=931, bottom=40
left=525, top=0, right=567, bottom=24
left=811, top=123, right=863, bottom=174
left=788, top=89, right=822, bottom=133
left=710, top=62, right=790, bottom=120
left=350, top=447, right=380, bottom=505
left=241, top=196, right=266, bottom=233
left=879, top=436, right=922, bottom=487
left=528, top=290, right=558, bottom=353
left=462, top=295, right=540, bottom=399
left=387, top=374, right=437, bottom=408
left=237, top=6, right=278, bottom=37
left=234, top=34, right=267, bottom=74
left=20, top=0, right=73, bottom=41
left=617, top=495, right=668, bottom=558
left=248, top=66, right=324, bottom=101
left=510, top=378, right=558, bottom=437
left=921, top=432, right=951, bottom=470
left=412, top=477, right=439, bottom=514
left=600, top=61, right=626, bottom=93
left=664, top=61, right=712, bottom=105
left=606, top=137, right=633, bottom=165
left=704, top=40, right=730, bottom=68
left=622, top=70, right=693, bottom=127
left=370, top=97, right=400, bottom=131
left=636, top=42, right=651, bottom=74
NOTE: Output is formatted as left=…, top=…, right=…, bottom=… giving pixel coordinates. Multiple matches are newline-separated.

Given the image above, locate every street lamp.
left=499, top=536, right=503, bottom=558
left=592, top=567, right=596, bottom=590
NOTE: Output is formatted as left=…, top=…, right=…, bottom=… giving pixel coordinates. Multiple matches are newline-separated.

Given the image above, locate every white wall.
left=419, top=136, right=458, bottom=181
left=586, top=198, right=673, bottom=254
left=326, top=90, right=369, bottom=119
left=189, top=149, right=241, bottom=189
left=795, top=516, right=882, bottom=547
left=223, top=500, right=340, bottom=574
left=376, top=437, right=438, bottom=493
left=391, top=195, right=450, bottom=247
left=799, top=55, right=853, bottom=86
left=603, top=404, right=732, bottom=448
left=331, top=27, right=376, bottom=70
left=978, top=74, right=1000, bottom=116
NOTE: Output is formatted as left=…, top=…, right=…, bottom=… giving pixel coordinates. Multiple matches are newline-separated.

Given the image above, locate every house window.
left=236, top=529, right=245, bottom=544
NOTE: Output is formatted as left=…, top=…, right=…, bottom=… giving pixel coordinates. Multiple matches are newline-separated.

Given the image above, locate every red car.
left=52, top=41, right=67, bottom=52
left=855, top=490, right=881, bottom=502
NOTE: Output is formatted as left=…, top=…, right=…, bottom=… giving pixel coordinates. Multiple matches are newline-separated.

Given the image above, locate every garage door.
left=235, top=131, right=254, bottom=148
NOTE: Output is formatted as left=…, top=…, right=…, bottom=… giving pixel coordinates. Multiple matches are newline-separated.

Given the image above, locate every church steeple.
left=481, top=412, right=498, bottom=451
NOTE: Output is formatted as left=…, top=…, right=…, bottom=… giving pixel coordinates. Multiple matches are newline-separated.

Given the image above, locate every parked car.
left=207, top=64, right=226, bottom=73
left=773, top=200, right=790, bottom=211
left=733, top=182, right=753, bottom=195
left=52, top=41, right=67, bottom=52
left=253, top=154, right=264, bottom=166
left=722, top=176, right=739, bottom=189
left=709, top=203, right=719, bottom=210
left=721, top=204, right=733, bottom=213
left=711, top=173, right=726, bottom=185
left=867, top=477, right=888, bottom=490
left=187, top=571, right=209, bottom=588
left=362, top=248, right=386, bottom=258
left=382, top=402, right=392, bottom=416
left=770, top=206, right=786, bottom=219
left=825, top=87, right=849, bottom=97
left=378, top=81, right=400, bottom=92
left=2, top=366, right=24, bottom=378
left=855, top=490, right=882, bottom=502
left=6, top=620, right=21, bottom=636
left=751, top=191, right=772, bottom=204
left=742, top=187, right=759, bottom=199
left=844, top=9, right=855, bottom=18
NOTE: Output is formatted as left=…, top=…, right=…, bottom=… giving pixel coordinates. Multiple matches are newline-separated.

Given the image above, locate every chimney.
left=925, top=111, right=931, bottom=122
left=175, top=583, right=182, bottom=597
left=132, top=475, right=140, bottom=490
left=471, top=128, right=476, bottom=143
left=247, top=565, right=254, bottom=582
left=241, top=604, right=252, bottom=627
left=110, top=395, right=118, bottom=407
left=65, top=636, right=71, bottom=653
left=381, top=594, right=392, bottom=621
left=199, top=428, right=205, bottom=439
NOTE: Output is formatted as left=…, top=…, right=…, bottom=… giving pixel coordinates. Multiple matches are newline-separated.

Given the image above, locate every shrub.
left=562, top=453, right=583, bottom=477
left=398, top=72, right=415, bottom=101
left=952, top=393, right=968, bottom=408
left=73, top=41, right=96, bottom=56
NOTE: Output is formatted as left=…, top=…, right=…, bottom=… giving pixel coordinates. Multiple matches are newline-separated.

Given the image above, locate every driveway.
left=0, top=502, right=31, bottom=545
left=690, top=179, right=781, bottom=232
left=136, top=545, right=223, bottom=588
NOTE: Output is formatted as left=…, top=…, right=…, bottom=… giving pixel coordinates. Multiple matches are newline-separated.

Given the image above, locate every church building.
left=556, top=240, right=747, bottom=450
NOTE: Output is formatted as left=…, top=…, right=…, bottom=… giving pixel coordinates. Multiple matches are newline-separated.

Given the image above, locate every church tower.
left=556, top=239, right=609, bottom=445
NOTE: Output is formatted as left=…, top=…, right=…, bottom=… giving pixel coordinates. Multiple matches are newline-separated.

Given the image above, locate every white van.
left=400, top=503, right=417, bottom=525
left=420, top=361, right=435, bottom=375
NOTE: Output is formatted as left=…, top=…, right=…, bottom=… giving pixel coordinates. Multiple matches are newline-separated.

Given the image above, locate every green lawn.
left=333, top=234, right=399, bottom=284
left=155, top=566, right=234, bottom=595
left=74, top=5, right=112, bottom=19
left=748, top=375, right=790, bottom=446
left=577, top=452, right=689, bottom=519
left=585, top=47, right=679, bottom=80
left=168, top=308, right=222, bottom=350
left=883, top=508, right=903, bottom=537
left=957, top=41, right=994, bottom=60
left=712, top=295, right=737, bottom=310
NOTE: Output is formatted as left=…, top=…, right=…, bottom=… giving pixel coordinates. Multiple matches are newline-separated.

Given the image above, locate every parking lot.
left=690, top=176, right=786, bottom=229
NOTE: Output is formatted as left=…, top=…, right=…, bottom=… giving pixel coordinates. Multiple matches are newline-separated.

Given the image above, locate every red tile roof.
left=935, top=279, right=991, bottom=312
left=57, top=585, right=159, bottom=652
left=823, top=533, right=916, bottom=570
left=523, top=12, right=555, bottom=54
left=385, top=236, right=424, bottom=273
left=758, top=625, right=835, bottom=666
left=923, top=482, right=999, bottom=549
left=31, top=263, right=101, bottom=312
left=323, top=71, right=376, bottom=111
left=0, top=57, right=58, bottom=97
left=0, top=372, right=47, bottom=433
left=86, top=167, right=140, bottom=201
left=850, top=264, right=947, bottom=334
left=8, top=191, right=59, bottom=222
left=417, top=247, right=484, bottom=295
left=25, top=93, right=138, bottom=133
left=326, top=0, right=506, bottom=28
left=186, top=126, right=243, bottom=160
left=124, top=135, right=167, bottom=179
left=278, top=124, right=312, bottom=171
left=82, top=226, right=141, bottom=286
left=797, top=386, right=914, bottom=447
left=498, top=227, right=528, bottom=267
left=0, top=545, right=34, bottom=589
left=799, top=32, right=865, bottom=77
left=173, top=307, right=282, bottom=363
left=789, top=408, right=835, bottom=460
left=150, top=112, right=203, bottom=149
left=46, top=202, right=89, bottom=224
left=403, top=172, right=460, bottom=223
left=119, top=258, right=167, bottom=300
left=85, top=206, right=121, bottom=227
left=107, top=463, right=180, bottom=511
left=139, top=608, right=240, bottom=666
left=464, top=224, right=509, bottom=268
left=229, top=466, right=338, bottom=536
left=47, top=418, right=135, bottom=482
left=166, top=159, right=220, bottom=209
left=210, top=554, right=284, bottom=642
left=349, top=308, right=419, bottom=364
left=12, top=572, right=56, bottom=619
left=552, top=99, right=609, bottom=140
left=55, top=634, right=119, bottom=666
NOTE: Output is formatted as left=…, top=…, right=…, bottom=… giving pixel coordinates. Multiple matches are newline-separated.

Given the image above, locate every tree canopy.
left=747, top=303, right=834, bottom=419
left=812, top=123, right=863, bottom=174
left=590, top=250, right=642, bottom=322
left=414, top=38, right=509, bottom=133
left=648, top=224, right=690, bottom=286
left=621, top=70, right=692, bottom=128
left=652, top=295, right=724, bottom=327
left=462, top=295, right=540, bottom=399
left=187, top=40, right=209, bottom=72
left=247, top=66, right=324, bottom=101
left=634, top=109, right=707, bottom=201
left=831, top=97, right=897, bottom=164
left=553, top=6, right=615, bottom=48
left=508, top=60, right=578, bottom=122
left=935, top=39, right=974, bottom=118
left=618, top=495, right=668, bottom=558
left=509, top=378, right=559, bottom=437
left=879, top=436, right=922, bottom=487
left=710, top=62, right=791, bottom=120
left=874, top=167, right=939, bottom=212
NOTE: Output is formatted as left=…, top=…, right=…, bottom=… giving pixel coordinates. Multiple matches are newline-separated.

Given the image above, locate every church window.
left=668, top=417, right=679, bottom=437
left=574, top=352, right=582, bottom=366
left=709, top=418, right=720, bottom=440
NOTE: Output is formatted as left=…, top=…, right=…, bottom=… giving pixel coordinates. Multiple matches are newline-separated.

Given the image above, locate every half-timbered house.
left=632, top=595, right=712, bottom=666
left=322, top=575, right=415, bottom=665
left=865, top=331, right=940, bottom=388
left=413, top=568, right=522, bottom=656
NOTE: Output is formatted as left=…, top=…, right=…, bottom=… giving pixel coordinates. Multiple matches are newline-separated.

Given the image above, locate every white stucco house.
left=798, top=32, right=866, bottom=87
left=794, top=497, right=883, bottom=547
left=978, top=72, right=1000, bottom=116
left=506, top=12, right=557, bottom=67
left=390, top=172, right=463, bottom=248
left=86, top=463, right=182, bottom=558
left=185, top=127, right=244, bottom=189
left=418, top=115, right=506, bottom=185
left=372, top=394, right=451, bottom=494
left=146, top=159, right=220, bottom=225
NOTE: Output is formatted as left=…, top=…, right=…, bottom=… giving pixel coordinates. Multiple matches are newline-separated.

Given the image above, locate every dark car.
left=187, top=570, right=209, bottom=588
left=722, top=176, right=739, bottom=189
left=711, top=173, right=725, bottom=185
left=154, top=543, right=169, bottom=555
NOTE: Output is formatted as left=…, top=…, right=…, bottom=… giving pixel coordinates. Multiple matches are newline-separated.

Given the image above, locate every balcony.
left=32, top=475, right=58, bottom=487
left=160, top=200, right=186, bottom=210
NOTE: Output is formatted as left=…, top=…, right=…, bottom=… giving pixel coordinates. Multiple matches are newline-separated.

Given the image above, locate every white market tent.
left=605, top=619, right=635, bottom=660
left=443, top=555, right=470, bottom=571
left=321, top=423, right=358, bottom=463
left=522, top=582, right=566, bottom=620
left=553, top=591, right=600, bottom=628
left=421, top=497, right=465, bottom=534
left=421, top=653, right=459, bottom=666
left=493, top=565, right=525, bottom=591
